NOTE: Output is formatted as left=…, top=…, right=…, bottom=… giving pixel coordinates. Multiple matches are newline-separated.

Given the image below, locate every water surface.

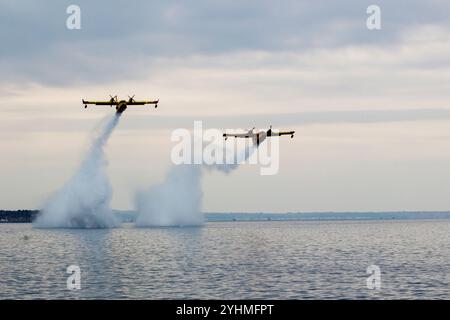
left=0, top=220, right=449, bottom=299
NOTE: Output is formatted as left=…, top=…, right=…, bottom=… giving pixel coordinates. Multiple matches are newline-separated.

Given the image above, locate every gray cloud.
left=2, top=108, right=450, bottom=133
left=2, top=0, right=450, bottom=85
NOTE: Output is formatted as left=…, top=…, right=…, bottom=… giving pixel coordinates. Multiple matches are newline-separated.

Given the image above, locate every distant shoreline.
left=1, top=210, right=450, bottom=223
left=0, top=210, right=39, bottom=223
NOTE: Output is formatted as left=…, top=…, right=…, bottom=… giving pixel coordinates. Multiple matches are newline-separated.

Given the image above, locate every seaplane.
left=82, top=95, right=159, bottom=114
left=223, top=125, right=295, bottom=146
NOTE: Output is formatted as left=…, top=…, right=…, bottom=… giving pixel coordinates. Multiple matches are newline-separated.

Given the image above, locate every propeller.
left=128, top=94, right=135, bottom=103
left=109, top=94, right=117, bottom=106
left=267, top=125, right=273, bottom=136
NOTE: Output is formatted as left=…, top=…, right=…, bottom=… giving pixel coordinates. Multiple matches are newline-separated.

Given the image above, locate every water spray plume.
left=135, top=165, right=203, bottom=227
left=135, top=140, right=259, bottom=227
left=34, top=114, right=121, bottom=228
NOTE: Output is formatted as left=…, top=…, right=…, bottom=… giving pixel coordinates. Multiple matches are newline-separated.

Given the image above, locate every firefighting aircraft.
left=223, top=125, right=295, bottom=146
left=82, top=95, right=159, bottom=114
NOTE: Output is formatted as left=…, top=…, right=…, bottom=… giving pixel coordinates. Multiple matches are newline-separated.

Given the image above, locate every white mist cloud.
left=34, top=114, right=121, bottom=228
left=134, top=141, right=258, bottom=227
left=135, top=165, right=203, bottom=227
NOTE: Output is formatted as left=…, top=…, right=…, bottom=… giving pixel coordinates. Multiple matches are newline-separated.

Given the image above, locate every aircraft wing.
left=272, top=130, right=295, bottom=138
left=223, top=132, right=255, bottom=138
left=127, top=99, right=159, bottom=105
left=82, top=99, right=117, bottom=105
left=277, top=130, right=295, bottom=136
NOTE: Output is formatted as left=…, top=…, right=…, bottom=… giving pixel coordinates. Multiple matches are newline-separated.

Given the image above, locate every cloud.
left=3, top=0, right=450, bottom=85
left=3, top=22, right=450, bottom=120
left=3, top=108, right=450, bottom=135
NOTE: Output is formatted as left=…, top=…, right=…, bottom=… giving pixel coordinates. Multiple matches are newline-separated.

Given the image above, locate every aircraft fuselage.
left=116, top=101, right=128, bottom=114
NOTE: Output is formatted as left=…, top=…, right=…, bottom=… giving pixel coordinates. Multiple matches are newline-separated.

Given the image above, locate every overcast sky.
left=1, top=0, right=450, bottom=212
